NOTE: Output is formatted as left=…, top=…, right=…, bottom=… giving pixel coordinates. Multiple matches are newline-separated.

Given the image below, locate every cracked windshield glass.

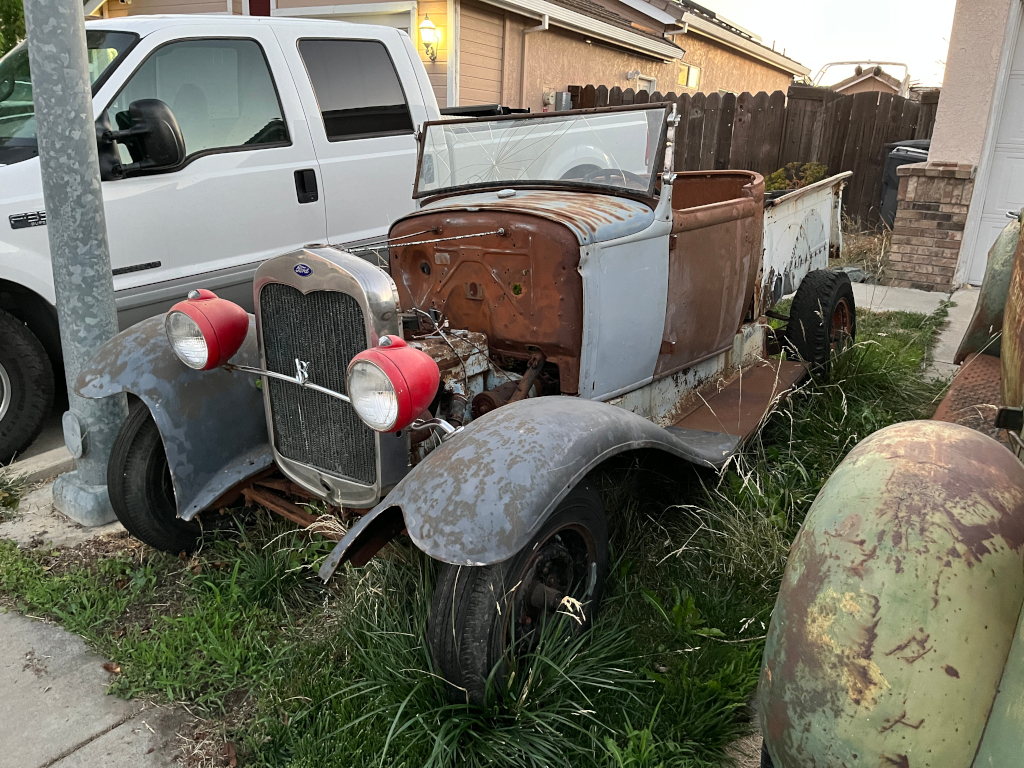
left=415, top=105, right=667, bottom=198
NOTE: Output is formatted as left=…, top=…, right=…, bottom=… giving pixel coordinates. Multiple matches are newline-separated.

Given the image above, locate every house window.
left=298, top=39, right=414, bottom=141
left=678, top=64, right=700, bottom=90
left=637, top=75, right=656, bottom=93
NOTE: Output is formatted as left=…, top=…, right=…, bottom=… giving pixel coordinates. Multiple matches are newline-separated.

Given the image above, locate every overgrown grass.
left=0, top=469, right=26, bottom=521
left=0, top=305, right=950, bottom=767
left=833, top=213, right=891, bottom=281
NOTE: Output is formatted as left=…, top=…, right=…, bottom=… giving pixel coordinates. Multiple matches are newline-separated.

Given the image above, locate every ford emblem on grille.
left=294, top=263, right=312, bottom=277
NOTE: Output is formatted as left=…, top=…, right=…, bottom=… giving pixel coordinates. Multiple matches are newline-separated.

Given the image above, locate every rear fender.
left=75, top=315, right=272, bottom=520
left=319, top=396, right=739, bottom=578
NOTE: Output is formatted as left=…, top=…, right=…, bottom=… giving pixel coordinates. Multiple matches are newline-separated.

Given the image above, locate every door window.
left=297, top=39, right=413, bottom=141
left=104, top=38, right=288, bottom=165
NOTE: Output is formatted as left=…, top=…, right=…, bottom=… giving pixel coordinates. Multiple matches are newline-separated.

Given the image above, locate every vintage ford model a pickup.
left=77, top=103, right=855, bottom=700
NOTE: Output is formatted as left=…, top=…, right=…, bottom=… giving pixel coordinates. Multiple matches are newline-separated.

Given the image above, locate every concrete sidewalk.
left=0, top=483, right=176, bottom=767
left=0, top=609, right=185, bottom=768
left=852, top=282, right=979, bottom=380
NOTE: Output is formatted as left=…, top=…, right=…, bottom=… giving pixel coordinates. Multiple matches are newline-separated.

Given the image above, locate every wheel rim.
left=830, top=298, right=853, bottom=347
left=0, top=360, right=11, bottom=423
left=507, top=523, right=598, bottom=654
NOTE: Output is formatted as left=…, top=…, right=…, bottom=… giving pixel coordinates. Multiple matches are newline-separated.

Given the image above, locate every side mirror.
left=98, top=99, right=185, bottom=180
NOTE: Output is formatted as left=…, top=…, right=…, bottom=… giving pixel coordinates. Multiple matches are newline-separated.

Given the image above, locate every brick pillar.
left=887, top=162, right=976, bottom=292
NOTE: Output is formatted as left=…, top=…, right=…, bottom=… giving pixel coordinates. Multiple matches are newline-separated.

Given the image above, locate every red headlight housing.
left=346, top=336, right=440, bottom=433
left=164, top=289, right=249, bottom=371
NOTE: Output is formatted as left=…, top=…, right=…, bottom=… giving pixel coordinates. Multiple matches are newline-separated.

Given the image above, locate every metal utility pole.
left=24, top=0, right=127, bottom=525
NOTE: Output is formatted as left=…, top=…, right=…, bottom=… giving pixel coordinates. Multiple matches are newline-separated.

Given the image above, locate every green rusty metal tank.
left=758, top=420, right=1024, bottom=767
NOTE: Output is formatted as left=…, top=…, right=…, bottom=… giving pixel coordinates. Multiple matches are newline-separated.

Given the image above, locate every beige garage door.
left=459, top=2, right=504, bottom=105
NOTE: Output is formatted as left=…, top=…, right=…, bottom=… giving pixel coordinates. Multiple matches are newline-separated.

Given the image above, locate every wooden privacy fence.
left=567, top=84, right=940, bottom=227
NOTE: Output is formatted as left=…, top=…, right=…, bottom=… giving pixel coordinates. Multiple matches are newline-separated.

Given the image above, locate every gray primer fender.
left=320, top=396, right=738, bottom=576
left=75, top=315, right=272, bottom=520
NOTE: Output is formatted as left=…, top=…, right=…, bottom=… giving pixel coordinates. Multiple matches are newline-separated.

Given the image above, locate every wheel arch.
left=319, top=396, right=740, bottom=578
left=0, top=279, right=61, bottom=365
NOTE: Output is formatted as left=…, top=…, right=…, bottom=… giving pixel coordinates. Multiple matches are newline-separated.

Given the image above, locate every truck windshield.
left=414, top=105, right=668, bottom=199
left=0, top=30, right=137, bottom=165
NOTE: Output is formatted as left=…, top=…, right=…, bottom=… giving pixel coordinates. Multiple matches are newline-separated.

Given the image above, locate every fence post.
left=24, top=0, right=129, bottom=524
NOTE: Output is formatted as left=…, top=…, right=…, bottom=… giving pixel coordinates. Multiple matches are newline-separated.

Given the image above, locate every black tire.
left=107, top=400, right=201, bottom=554
left=427, top=482, right=609, bottom=704
left=0, top=308, right=55, bottom=464
left=787, top=269, right=856, bottom=367
left=760, top=741, right=775, bottom=768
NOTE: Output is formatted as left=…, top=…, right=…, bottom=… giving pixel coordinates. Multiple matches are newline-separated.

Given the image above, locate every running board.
left=672, top=360, right=807, bottom=443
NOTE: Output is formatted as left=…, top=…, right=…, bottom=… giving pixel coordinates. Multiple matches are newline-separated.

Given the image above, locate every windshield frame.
left=412, top=103, right=669, bottom=204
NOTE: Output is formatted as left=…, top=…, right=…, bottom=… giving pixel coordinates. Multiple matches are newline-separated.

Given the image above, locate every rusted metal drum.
left=759, top=421, right=1024, bottom=767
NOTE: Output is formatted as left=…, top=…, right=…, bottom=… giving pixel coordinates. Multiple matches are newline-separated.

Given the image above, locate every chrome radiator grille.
left=258, top=282, right=377, bottom=485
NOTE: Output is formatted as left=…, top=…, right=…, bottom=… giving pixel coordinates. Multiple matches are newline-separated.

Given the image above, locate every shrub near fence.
left=567, top=84, right=939, bottom=227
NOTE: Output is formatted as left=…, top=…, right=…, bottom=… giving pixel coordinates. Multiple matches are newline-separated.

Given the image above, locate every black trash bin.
left=880, top=139, right=930, bottom=228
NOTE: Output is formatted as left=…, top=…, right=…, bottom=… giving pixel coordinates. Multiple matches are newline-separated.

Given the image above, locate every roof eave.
left=677, top=12, right=809, bottom=77
left=476, top=0, right=684, bottom=61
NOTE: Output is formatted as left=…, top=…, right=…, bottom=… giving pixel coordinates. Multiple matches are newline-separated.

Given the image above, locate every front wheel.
left=427, top=482, right=609, bottom=704
left=107, top=401, right=202, bottom=554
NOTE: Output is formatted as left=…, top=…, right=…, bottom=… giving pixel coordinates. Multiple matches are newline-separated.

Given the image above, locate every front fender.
left=759, top=421, right=1024, bottom=767
left=320, top=396, right=739, bottom=576
left=75, top=315, right=272, bottom=520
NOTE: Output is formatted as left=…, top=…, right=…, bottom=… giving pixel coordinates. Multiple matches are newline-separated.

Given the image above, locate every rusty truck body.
left=77, top=103, right=854, bottom=700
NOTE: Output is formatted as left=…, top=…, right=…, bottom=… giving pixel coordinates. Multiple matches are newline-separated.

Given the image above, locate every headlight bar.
left=225, top=361, right=351, bottom=403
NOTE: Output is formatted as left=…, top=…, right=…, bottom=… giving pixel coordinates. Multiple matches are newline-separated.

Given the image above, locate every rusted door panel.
left=759, top=421, right=1024, bottom=768
left=657, top=196, right=762, bottom=375
left=390, top=211, right=584, bottom=394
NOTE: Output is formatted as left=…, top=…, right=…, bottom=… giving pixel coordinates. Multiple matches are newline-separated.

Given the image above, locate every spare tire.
left=0, top=308, right=55, bottom=463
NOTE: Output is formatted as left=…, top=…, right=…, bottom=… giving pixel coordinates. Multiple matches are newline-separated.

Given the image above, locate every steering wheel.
left=580, top=167, right=650, bottom=190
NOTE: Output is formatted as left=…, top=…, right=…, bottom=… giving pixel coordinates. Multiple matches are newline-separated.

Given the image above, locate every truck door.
left=97, top=24, right=327, bottom=325
left=275, top=29, right=427, bottom=250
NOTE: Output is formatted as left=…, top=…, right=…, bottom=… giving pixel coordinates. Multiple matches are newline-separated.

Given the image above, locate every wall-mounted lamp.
left=419, top=15, right=439, bottom=63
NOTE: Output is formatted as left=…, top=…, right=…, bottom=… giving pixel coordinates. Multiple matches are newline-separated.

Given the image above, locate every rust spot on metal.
left=882, top=754, right=910, bottom=768
left=885, top=632, right=933, bottom=664
left=933, top=352, right=1007, bottom=446
left=944, top=665, right=960, bottom=678
left=391, top=212, right=583, bottom=394
left=880, top=710, right=925, bottom=733
left=659, top=172, right=764, bottom=375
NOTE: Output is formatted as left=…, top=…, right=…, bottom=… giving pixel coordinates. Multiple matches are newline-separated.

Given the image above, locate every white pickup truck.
left=0, top=15, right=442, bottom=462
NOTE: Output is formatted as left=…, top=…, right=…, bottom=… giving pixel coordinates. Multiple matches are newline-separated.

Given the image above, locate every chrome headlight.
left=347, top=359, right=399, bottom=431
left=165, top=310, right=208, bottom=369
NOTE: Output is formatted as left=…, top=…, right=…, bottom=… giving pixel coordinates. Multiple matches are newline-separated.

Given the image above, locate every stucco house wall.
left=929, top=0, right=1015, bottom=165
left=672, top=33, right=793, bottom=96
left=888, top=0, right=1020, bottom=291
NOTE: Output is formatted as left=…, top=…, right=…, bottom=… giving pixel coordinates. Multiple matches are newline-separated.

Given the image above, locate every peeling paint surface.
left=355, top=396, right=738, bottom=567
left=759, top=421, right=1024, bottom=767
left=75, top=316, right=272, bottom=520
left=417, top=189, right=655, bottom=246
